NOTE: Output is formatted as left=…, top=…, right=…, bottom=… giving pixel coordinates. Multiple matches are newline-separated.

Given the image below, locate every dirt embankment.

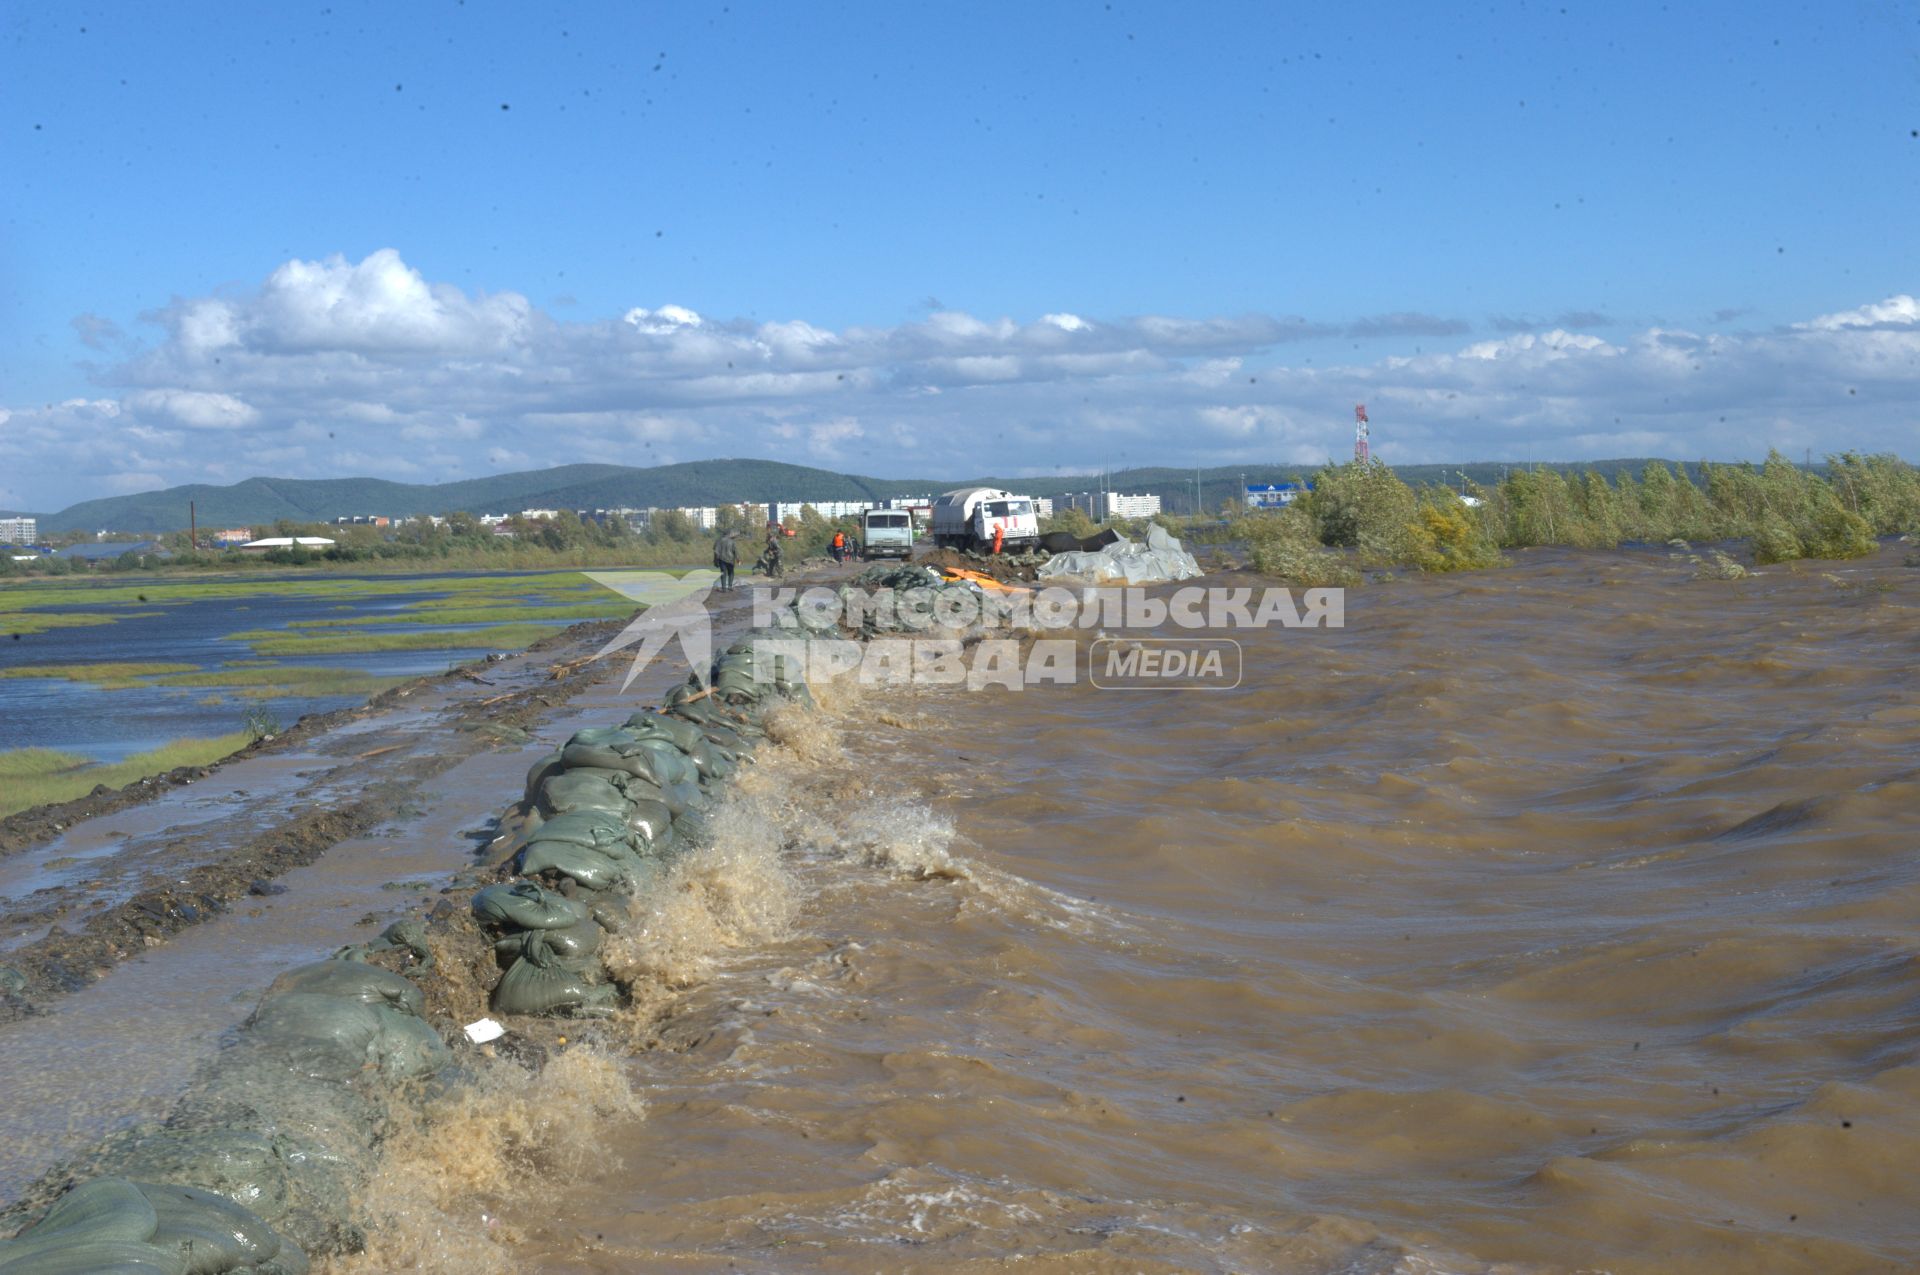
left=0, top=616, right=637, bottom=1023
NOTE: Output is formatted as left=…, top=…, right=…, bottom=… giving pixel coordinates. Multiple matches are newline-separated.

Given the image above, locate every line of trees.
left=1215, top=452, right=1915, bottom=586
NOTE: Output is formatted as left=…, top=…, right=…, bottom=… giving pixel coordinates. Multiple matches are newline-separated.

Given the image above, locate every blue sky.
left=3, top=0, right=1917, bottom=511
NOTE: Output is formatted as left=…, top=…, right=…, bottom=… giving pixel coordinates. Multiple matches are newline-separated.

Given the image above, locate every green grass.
left=230, top=622, right=571, bottom=657
left=150, top=665, right=410, bottom=699
left=0, top=662, right=200, bottom=687
left=0, top=747, right=93, bottom=779
left=284, top=600, right=633, bottom=628
left=0, top=733, right=255, bottom=819
left=0, top=658, right=411, bottom=701
left=0, top=569, right=612, bottom=618
left=0, top=610, right=165, bottom=636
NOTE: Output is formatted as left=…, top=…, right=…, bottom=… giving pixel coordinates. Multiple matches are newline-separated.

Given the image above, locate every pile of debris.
left=1036, top=524, right=1203, bottom=585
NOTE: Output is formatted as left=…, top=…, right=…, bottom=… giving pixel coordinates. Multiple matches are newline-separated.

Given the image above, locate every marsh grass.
left=151, top=665, right=410, bottom=698
left=232, top=622, right=568, bottom=657
left=284, top=600, right=632, bottom=629
left=0, top=662, right=199, bottom=687
left=0, top=569, right=614, bottom=620
left=0, top=733, right=254, bottom=818
left=0, top=610, right=164, bottom=637
left=0, top=661, right=403, bottom=699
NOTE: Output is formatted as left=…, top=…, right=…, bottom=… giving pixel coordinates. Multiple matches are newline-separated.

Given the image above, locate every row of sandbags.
left=0, top=625, right=818, bottom=1272
left=0, top=955, right=449, bottom=1272
left=470, top=629, right=809, bottom=1016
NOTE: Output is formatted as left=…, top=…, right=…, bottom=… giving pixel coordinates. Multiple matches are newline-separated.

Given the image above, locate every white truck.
left=930, top=487, right=1042, bottom=552
left=860, top=508, right=915, bottom=560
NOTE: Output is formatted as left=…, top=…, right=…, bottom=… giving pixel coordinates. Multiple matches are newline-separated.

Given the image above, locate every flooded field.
left=3, top=546, right=1916, bottom=1273
left=0, top=569, right=636, bottom=763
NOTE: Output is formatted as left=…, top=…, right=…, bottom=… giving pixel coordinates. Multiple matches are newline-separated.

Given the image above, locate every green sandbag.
left=0, top=1243, right=186, bottom=1275
left=139, top=1182, right=295, bottom=1275
left=0, top=1179, right=180, bottom=1275
left=534, top=771, right=634, bottom=818
left=470, top=882, right=588, bottom=931
left=669, top=806, right=712, bottom=847
left=494, top=920, right=602, bottom=971
left=1, top=1178, right=156, bottom=1247
left=246, top=995, right=449, bottom=1082
left=712, top=665, right=767, bottom=704
left=522, top=750, right=565, bottom=809
left=371, top=918, right=434, bottom=969
left=491, top=956, right=617, bottom=1017
left=515, top=809, right=634, bottom=853
left=263, top=962, right=424, bottom=1018
left=634, top=738, right=699, bottom=788
left=627, top=798, right=674, bottom=850
left=99, top=1130, right=291, bottom=1224
left=562, top=732, right=699, bottom=791
left=515, top=839, right=632, bottom=892
left=621, top=711, right=705, bottom=754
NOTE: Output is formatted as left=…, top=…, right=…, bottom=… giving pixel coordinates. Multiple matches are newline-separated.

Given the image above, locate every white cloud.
left=623, top=304, right=705, bottom=334
left=1796, top=295, right=1919, bottom=331
left=125, top=388, right=260, bottom=430
left=5, top=248, right=1917, bottom=511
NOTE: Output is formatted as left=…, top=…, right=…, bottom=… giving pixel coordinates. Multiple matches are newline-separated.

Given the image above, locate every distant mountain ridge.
left=31, top=456, right=1719, bottom=533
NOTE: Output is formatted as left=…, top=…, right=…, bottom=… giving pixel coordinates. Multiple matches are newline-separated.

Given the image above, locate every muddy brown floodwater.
left=466, top=546, right=1916, bottom=1274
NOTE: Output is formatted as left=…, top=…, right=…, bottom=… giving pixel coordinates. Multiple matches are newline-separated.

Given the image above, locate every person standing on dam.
left=713, top=530, right=739, bottom=591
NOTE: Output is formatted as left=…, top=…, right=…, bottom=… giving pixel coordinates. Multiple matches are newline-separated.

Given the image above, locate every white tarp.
left=1035, top=525, right=1203, bottom=585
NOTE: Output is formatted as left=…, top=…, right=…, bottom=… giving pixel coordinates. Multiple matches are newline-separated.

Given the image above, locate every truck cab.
left=861, top=508, right=915, bottom=559
left=931, top=487, right=1042, bottom=552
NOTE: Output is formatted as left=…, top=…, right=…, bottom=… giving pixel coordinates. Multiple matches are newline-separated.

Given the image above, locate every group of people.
left=711, top=525, right=862, bottom=590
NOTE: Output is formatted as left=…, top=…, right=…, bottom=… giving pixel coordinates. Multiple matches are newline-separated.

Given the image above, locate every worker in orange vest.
left=831, top=529, right=847, bottom=563
left=992, top=523, right=1005, bottom=555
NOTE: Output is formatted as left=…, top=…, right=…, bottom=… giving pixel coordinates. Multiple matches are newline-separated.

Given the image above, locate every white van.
left=861, top=508, right=915, bottom=559
left=930, top=487, right=1042, bottom=552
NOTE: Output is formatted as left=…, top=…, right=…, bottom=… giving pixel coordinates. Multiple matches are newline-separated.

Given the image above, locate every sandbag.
left=561, top=730, right=699, bottom=790
left=140, top=1182, right=295, bottom=1275
left=515, top=808, right=633, bottom=851
left=515, top=839, right=633, bottom=892
left=491, top=957, right=617, bottom=1017
left=2, top=1177, right=157, bottom=1246
left=669, top=806, right=712, bottom=847
left=534, top=771, right=634, bottom=819
left=620, top=711, right=705, bottom=755
left=494, top=920, right=602, bottom=971
left=626, top=798, right=675, bottom=848
left=245, top=995, right=449, bottom=1082
left=521, top=751, right=565, bottom=809
left=262, top=962, right=423, bottom=1018
left=470, top=882, right=588, bottom=931
left=99, top=1129, right=298, bottom=1226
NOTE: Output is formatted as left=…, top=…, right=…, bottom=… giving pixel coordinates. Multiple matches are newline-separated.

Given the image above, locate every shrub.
left=1403, top=499, right=1504, bottom=572
left=1242, top=507, right=1361, bottom=587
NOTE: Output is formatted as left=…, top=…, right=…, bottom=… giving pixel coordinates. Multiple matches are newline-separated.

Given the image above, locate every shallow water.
left=470, top=546, right=1919, bottom=1273
left=0, top=570, right=604, bottom=759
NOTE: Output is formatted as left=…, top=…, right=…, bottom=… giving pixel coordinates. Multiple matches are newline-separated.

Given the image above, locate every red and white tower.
left=1353, top=403, right=1370, bottom=464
